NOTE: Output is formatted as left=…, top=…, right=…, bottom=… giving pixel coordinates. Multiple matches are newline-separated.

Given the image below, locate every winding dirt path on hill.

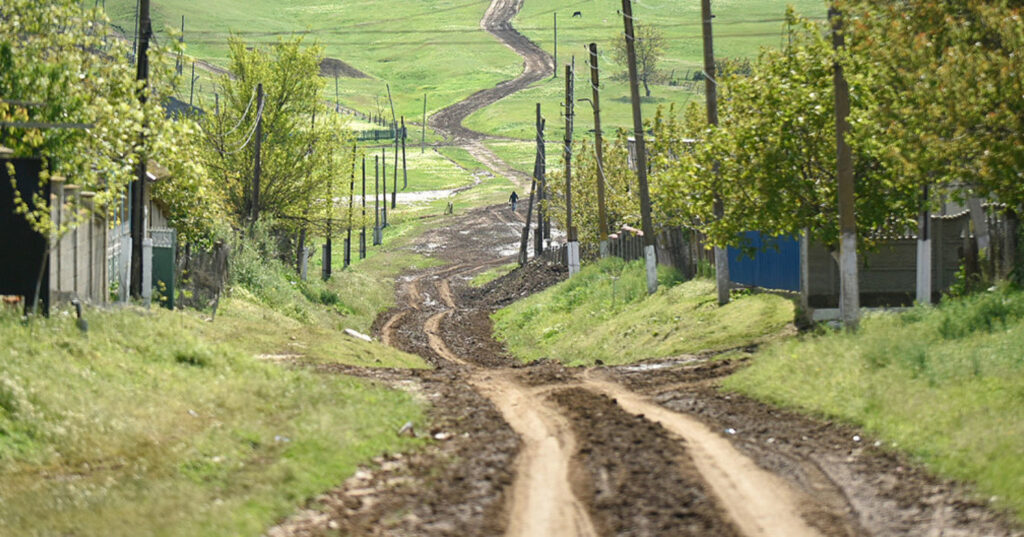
left=429, top=0, right=553, bottom=144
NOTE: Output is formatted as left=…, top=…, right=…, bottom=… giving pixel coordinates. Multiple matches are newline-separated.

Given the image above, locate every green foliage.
left=0, top=0, right=211, bottom=242
left=611, top=22, right=665, bottom=97
left=725, top=289, right=1024, bottom=520
left=843, top=0, right=1024, bottom=210
left=0, top=307, right=424, bottom=536
left=199, top=36, right=356, bottom=233
left=493, top=257, right=794, bottom=366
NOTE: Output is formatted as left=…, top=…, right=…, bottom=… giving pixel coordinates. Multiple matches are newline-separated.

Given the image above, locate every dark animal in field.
left=572, top=11, right=582, bottom=17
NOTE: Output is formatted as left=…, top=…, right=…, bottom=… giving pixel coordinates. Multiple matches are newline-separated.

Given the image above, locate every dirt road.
left=266, top=1, right=1021, bottom=535
left=267, top=204, right=1020, bottom=537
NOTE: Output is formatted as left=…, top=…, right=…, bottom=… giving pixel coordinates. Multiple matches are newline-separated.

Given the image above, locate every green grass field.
left=724, top=290, right=1024, bottom=521
left=106, top=0, right=521, bottom=124
left=492, top=257, right=795, bottom=366
left=465, top=0, right=827, bottom=139
left=106, top=0, right=824, bottom=140
left=0, top=307, right=424, bottom=536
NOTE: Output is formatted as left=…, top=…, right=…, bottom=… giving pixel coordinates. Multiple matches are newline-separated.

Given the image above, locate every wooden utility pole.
left=401, top=116, right=408, bottom=189
left=346, top=145, right=355, bottom=268
left=535, top=104, right=547, bottom=256
left=564, top=59, right=580, bottom=275
left=188, top=62, right=195, bottom=106
left=360, top=157, right=367, bottom=259
left=374, top=155, right=381, bottom=245
left=380, top=146, right=388, bottom=226
left=622, top=0, right=658, bottom=295
left=522, top=104, right=544, bottom=264
left=588, top=43, right=609, bottom=256
left=831, top=6, right=860, bottom=329
left=177, top=15, right=184, bottom=76
left=701, top=0, right=730, bottom=306
left=324, top=129, right=333, bottom=280
left=130, top=0, right=152, bottom=298
left=553, top=13, right=558, bottom=78
left=252, top=83, right=264, bottom=225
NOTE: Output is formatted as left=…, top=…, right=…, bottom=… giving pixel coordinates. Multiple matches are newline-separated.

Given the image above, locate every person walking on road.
left=509, top=190, right=519, bottom=212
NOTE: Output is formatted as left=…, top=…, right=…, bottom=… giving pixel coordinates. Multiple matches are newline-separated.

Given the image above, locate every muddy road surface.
left=267, top=204, right=1022, bottom=537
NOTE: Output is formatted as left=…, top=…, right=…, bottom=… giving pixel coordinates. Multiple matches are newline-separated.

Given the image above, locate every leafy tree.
left=613, top=23, right=665, bottom=97
left=200, top=37, right=353, bottom=239
left=842, top=0, right=1024, bottom=209
left=0, top=0, right=205, bottom=240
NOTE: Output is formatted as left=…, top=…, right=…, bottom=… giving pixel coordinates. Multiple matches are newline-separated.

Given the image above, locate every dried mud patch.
left=549, top=388, right=742, bottom=537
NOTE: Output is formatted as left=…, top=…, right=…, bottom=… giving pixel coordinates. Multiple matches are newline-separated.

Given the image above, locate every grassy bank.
left=492, top=257, right=795, bottom=366
left=724, top=290, right=1024, bottom=521
left=0, top=308, right=423, bottom=536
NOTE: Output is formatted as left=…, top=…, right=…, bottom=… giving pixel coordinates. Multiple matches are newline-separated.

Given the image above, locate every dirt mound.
left=319, top=57, right=369, bottom=79
left=463, top=257, right=567, bottom=308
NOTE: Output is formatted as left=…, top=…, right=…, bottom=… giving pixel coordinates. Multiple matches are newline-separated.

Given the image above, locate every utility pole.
left=522, top=104, right=544, bottom=265
left=374, top=156, right=382, bottom=245
left=831, top=6, right=860, bottom=329
left=177, top=15, right=184, bottom=75
left=392, top=129, right=398, bottom=209
left=553, top=13, right=558, bottom=78
left=252, top=83, right=264, bottom=226
left=323, top=118, right=333, bottom=280
left=360, top=157, right=367, bottom=259
left=335, top=76, right=340, bottom=113
left=380, top=147, right=388, bottom=226
left=130, top=0, right=152, bottom=299
left=564, top=60, right=580, bottom=276
left=588, top=43, right=609, bottom=257
left=622, top=0, right=658, bottom=295
left=401, top=116, right=408, bottom=189
left=189, top=61, right=197, bottom=106
left=421, top=94, right=427, bottom=153
left=346, top=144, right=355, bottom=268
left=701, top=0, right=730, bottom=306
left=536, top=105, right=547, bottom=256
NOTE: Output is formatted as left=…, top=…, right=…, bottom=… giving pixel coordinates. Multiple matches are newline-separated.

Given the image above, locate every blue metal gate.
left=727, top=232, right=800, bottom=291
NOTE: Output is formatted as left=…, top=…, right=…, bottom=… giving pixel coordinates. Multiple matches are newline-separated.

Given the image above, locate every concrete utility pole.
left=588, top=43, right=609, bottom=257
left=335, top=76, right=340, bottom=113
left=564, top=60, right=580, bottom=276
left=701, top=0, right=730, bottom=306
left=380, top=146, right=387, bottom=226
left=831, top=6, right=860, bottom=329
left=621, top=0, right=658, bottom=295
left=916, top=185, right=932, bottom=304
left=401, top=116, right=408, bottom=189
left=130, top=0, right=152, bottom=298
left=421, top=94, right=427, bottom=153
left=252, top=83, right=264, bottom=225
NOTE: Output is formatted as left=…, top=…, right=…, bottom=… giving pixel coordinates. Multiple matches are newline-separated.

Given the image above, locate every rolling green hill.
left=105, top=0, right=824, bottom=141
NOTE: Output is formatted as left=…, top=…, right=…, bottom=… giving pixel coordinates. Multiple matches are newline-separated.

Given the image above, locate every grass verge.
left=723, top=289, right=1024, bottom=521
left=470, top=262, right=519, bottom=288
left=0, top=307, right=424, bottom=537
left=492, top=257, right=794, bottom=366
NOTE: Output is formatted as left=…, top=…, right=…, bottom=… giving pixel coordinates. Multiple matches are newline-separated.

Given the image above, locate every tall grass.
left=724, top=289, right=1024, bottom=521
left=0, top=308, right=424, bottom=536
left=492, top=257, right=794, bottom=365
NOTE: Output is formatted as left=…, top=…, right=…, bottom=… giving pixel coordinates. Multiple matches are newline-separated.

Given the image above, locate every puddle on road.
left=617, top=356, right=704, bottom=372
